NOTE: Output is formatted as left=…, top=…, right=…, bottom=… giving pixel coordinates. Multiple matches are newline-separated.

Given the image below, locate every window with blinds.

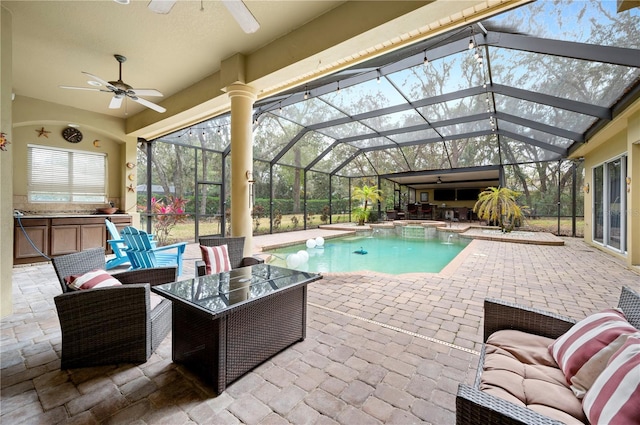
left=28, top=144, right=107, bottom=203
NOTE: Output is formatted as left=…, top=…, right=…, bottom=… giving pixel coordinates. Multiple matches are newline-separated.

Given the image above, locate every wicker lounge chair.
left=456, top=286, right=640, bottom=425
left=52, top=247, right=176, bottom=368
left=196, top=235, right=263, bottom=277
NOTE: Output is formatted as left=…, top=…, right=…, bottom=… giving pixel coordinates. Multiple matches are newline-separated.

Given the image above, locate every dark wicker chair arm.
left=196, top=257, right=264, bottom=277
left=54, top=284, right=152, bottom=368
left=196, top=260, right=207, bottom=277
left=456, top=385, right=565, bottom=425
left=240, top=256, right=264, bottom=267
left=483, top=298, right=576, bottom=341
left=113, top=266, right=177, bottom=287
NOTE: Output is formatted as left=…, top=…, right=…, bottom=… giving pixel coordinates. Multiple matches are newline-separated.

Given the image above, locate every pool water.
left=265, top=235, right=469, bottom=274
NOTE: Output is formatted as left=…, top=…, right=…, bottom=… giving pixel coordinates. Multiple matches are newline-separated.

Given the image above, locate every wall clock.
left=62, top=127, right=83, bottom=143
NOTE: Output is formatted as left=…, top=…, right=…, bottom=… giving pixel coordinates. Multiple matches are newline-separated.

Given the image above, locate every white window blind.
left=28, top=144, right=107, bottom=203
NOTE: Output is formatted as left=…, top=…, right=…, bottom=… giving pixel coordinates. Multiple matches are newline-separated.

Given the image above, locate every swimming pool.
left=265, top=234, right=469, bottom=274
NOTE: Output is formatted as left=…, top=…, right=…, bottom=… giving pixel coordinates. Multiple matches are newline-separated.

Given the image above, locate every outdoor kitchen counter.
left=14, top=214, right=132, bottom=265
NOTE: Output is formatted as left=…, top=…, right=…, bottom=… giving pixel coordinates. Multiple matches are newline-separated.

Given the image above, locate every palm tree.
left=474, top=186, right=526, bottom=232
left=352, top=185, right=383, bottom=224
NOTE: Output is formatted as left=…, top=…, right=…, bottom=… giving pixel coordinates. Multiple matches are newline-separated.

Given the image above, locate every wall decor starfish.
left=36, top=127, right=51, bottom=138
left=0, top=132, right=10, bottom=151
left=127, top=184, right=135, bottom=193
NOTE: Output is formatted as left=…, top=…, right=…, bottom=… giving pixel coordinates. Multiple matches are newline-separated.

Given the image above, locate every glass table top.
left=151, top=264, right=321, bottom=316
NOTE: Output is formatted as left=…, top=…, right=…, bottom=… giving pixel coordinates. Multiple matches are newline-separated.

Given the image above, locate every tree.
left=352, top=184, right=383, bottom=224
left=474, top=187, right=526, bottom=233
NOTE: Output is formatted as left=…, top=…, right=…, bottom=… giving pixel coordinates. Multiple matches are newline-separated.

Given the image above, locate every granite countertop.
left=16, top=213, right=130, bottom=219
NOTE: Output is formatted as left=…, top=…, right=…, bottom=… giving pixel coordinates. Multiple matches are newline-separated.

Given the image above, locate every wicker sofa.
left=52, top=247, right=177, bottom=369
left=456, top=286, right=640, bottom=425
left=196, top=235, right=263, bottom=277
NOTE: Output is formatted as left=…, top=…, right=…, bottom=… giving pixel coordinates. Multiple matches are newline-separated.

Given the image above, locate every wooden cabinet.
left=50, top=224, right=81, bottom=256
left=14, top=215, right=131, bottom=265
left=14, top=218, right=49, bottom=262
left=50, top=217, right=107, bottom=255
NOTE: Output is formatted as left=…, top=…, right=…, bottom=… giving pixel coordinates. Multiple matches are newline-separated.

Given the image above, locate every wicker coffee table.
left=151, top=264, right=321, bottom=393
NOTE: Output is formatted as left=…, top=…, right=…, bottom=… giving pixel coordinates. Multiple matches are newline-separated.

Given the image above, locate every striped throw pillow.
left=66, top=269, right=122, bottom=290
left=582, top=334, right=640, bottom=424
left=549, top=309, right=637, bottom=398
left=200, top=244, right=232, bottom=274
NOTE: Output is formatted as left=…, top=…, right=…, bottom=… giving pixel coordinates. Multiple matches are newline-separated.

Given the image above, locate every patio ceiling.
left=157, top=1, right=640, bottom=183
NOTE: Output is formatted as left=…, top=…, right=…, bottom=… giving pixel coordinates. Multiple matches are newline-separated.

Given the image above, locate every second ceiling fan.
left=147, top=0, right=260, bottom=34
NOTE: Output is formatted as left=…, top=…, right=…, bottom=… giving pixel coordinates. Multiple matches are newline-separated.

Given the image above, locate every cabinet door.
left=51, top=225, right=81, bottom=256
left=81, top=224, right=106, bottom=250
left=14, top=226, right=49, bottom=259
left=110, top=216, right=132, bottom=234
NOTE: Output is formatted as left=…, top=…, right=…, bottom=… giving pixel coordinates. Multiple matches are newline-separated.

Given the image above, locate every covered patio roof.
left=156, top=1, right=639, bottom=185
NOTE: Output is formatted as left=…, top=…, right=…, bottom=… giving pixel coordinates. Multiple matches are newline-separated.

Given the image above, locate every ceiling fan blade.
left=148, top=0, right=176, bottom=14
left=82, top=72, right=116, bottom=90
left=222, top=0, right=260, bottom=34
left=129, top=88, right=163, bottom=97
left=109, top=95, right=124, bottom=109
left=59, top=85, right=102, bottom=92
left=129, top=96, right=166, bottom=113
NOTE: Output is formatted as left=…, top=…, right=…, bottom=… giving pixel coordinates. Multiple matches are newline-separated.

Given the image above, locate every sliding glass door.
left=593, top=155, right=627, bottom=253
left=593, top=166, right=604, bottom=244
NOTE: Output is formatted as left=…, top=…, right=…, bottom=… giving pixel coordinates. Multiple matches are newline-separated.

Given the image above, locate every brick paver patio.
left=2, top=233, right=639, bottom=424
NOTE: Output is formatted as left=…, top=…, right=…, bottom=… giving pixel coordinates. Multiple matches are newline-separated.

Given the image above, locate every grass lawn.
left=152, top=213, right=584, bottom=245
left=521, top=217, right=584, bottom=237
left=151, top=213, right=350, bottom=244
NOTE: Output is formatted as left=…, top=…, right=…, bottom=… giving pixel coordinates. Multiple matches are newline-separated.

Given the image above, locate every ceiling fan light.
left=222, top=0, right=260, bottom=34
left=148, top=0, right=177, bottom=14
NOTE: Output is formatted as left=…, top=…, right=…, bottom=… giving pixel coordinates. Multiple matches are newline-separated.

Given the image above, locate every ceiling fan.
left=146, top=0, right=260, bottom=34
left=60, top=54, right=166, bottom=113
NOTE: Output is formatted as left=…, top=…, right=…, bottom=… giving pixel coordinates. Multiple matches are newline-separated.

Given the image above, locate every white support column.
left=227, top=83, right=257, bottom=256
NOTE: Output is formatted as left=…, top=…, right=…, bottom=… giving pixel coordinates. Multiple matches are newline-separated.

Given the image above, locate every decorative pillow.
left=582, top=334, right=640, bottom=425
left=549, top=309, right=637, bottom=398
left=65, top=269, right=122, bottom=290
left=200, top=244, right=232, bottom=274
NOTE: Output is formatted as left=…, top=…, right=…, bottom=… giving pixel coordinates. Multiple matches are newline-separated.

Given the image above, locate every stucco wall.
left=11, top=122, right=124, bottom=213
left=576, top=99, right=640, bottom=268
left=1, top=6, right=14, bottom=318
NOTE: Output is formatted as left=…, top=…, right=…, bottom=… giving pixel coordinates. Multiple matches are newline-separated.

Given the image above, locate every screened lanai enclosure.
left=136, top=0, right=640, bottom=243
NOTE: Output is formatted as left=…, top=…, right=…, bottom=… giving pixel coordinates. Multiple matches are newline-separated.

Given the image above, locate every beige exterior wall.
left=1, top=6, right=14, bottom=318
left=12, top=96, right=127, bottom=213
left=573, top=98, right=640, bottom=269
left=627, top=110, right=640, bottom=267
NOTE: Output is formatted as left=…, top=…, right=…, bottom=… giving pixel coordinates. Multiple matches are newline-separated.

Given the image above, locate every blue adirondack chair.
left=105, top=219, right=130, bottom=269
left=121, top=226, right=186, bottom=276
left=105, top=220, right=156, bottom=270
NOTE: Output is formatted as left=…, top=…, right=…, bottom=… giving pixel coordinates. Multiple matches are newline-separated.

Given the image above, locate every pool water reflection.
left=265, top=235, right=469, bottom=274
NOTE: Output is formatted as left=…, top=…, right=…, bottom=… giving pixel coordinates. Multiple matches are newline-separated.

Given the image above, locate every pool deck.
left=3, top=229, right=639, bottom=424
left=318, top=221, right=565, bottom=246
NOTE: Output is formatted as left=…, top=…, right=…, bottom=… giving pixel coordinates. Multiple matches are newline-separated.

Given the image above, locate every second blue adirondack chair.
left=105, top=220, right=157, bottom=270
left=121, top=226, right=186, bottom=276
